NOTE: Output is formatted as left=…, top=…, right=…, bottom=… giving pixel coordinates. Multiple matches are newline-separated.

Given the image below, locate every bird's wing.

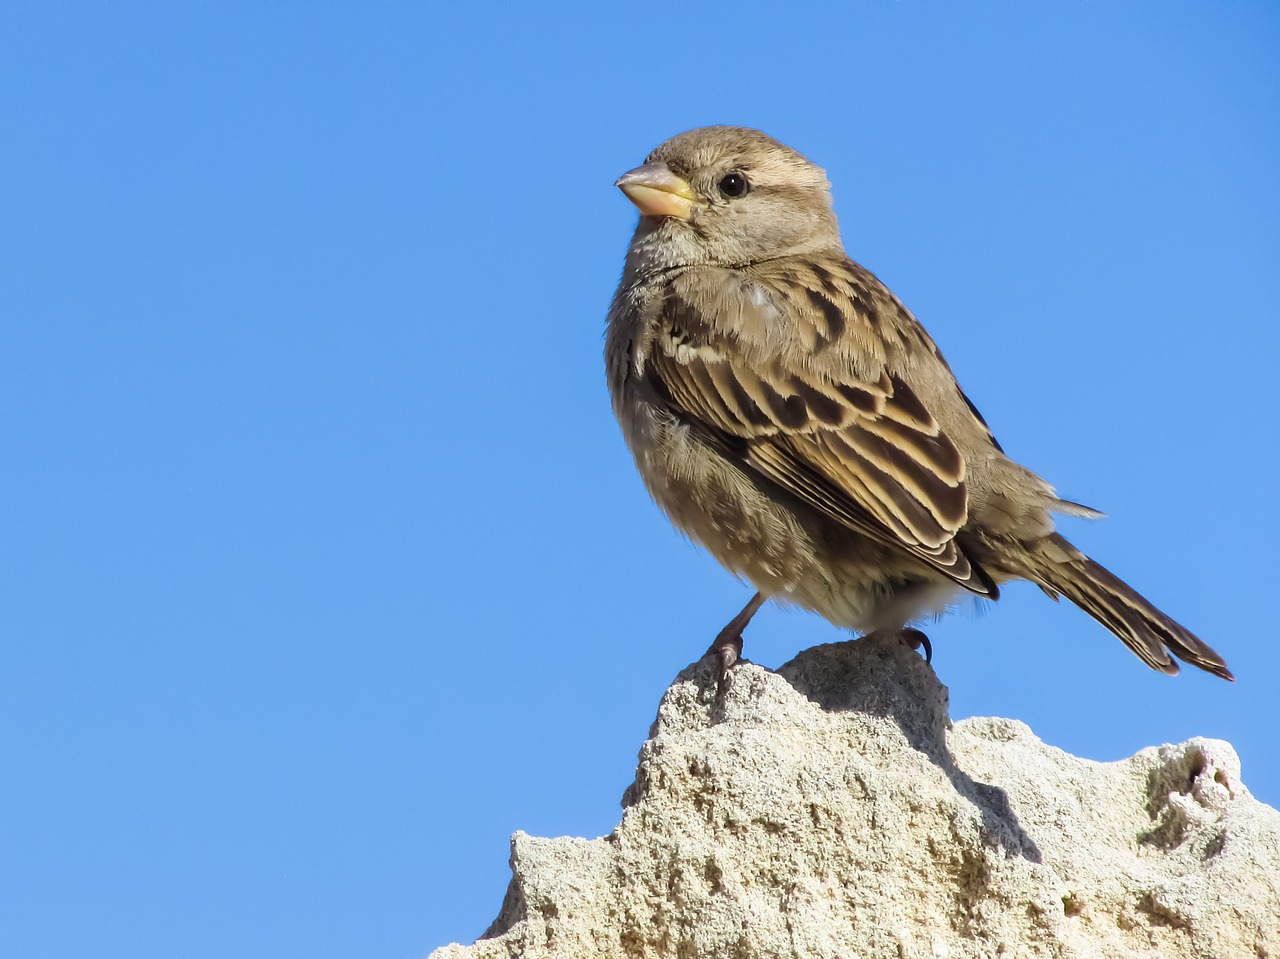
left=641, top=265, right=995, bottom=596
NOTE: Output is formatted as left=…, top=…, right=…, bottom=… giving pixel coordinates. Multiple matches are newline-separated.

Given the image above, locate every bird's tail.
left=1031, top=534, right=1234, bottom=681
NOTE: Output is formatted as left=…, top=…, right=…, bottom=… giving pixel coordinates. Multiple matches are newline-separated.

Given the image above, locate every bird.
left=604, top=125, right=1233, bottom=683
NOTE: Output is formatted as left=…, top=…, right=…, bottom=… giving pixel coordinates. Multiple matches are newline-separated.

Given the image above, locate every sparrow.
left=604, top=125, right=1233, bottom=683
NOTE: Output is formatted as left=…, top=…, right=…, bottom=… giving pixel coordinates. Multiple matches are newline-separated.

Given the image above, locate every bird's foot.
left=705, top=628, right=743, bottom=683
left=704, top=591, right=767, bottom=684
left=862, top=627, right=933, bottom=664
left=899, top=628, right=933, bottom=664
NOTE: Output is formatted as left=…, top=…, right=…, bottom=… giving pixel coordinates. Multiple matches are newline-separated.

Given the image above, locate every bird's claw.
left=900, top=628, right=933, bottom=664
left=706, top=630, right=743, bottom=684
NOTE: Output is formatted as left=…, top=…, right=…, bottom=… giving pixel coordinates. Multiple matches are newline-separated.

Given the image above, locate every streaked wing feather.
left=746, top=439, right=983, bottom=591
left=644, top=278, right=993, bottom=596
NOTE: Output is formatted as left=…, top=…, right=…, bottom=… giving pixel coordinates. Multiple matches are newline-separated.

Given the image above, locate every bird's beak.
left=615, top=162, right=697, bottom=220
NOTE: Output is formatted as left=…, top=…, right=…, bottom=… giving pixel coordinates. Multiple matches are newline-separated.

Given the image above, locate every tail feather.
left=1034, top=534, right=1234, bottom=682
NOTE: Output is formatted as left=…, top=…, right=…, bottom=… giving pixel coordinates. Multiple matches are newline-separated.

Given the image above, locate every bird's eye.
left=718, top=172, right=750, bottom=198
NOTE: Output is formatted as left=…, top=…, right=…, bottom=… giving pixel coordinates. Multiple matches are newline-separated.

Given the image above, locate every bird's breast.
left=614, top=388, right=821, bottom=591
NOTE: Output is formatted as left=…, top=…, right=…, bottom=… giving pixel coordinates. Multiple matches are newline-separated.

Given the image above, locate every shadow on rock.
left=725, top=633, right=1043, bottom=864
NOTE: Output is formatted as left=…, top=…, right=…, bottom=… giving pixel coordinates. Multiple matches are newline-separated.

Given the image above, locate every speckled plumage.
left=605, top=126, right=1231, bottom=680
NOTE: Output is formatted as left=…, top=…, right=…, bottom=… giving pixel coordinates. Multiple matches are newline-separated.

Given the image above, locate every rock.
left=430, top=634, right=1280, bottom=959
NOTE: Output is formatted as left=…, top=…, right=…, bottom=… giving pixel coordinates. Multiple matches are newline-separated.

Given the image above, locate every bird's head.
left=616, top=126, right=842, bottom=273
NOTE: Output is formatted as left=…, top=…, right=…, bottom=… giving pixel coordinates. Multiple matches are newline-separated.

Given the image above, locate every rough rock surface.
left=431, top=635, right=1280, bottom=958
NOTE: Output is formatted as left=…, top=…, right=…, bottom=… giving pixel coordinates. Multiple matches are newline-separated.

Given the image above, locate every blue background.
left=2, top=3, right=1276, bottom=957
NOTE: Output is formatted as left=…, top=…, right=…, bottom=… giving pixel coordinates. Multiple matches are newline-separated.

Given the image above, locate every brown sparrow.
left=605, top=126, right=1232, bottom=682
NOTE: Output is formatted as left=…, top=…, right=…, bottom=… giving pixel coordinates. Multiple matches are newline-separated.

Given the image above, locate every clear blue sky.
left=2, top=4, right=1276, bottom=957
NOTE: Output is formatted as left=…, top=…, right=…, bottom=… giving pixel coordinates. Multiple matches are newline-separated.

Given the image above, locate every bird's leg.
left=706, top=591, right=767, bottom=681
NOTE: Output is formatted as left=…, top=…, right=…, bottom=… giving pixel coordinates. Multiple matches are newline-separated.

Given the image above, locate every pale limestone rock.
left=431, top=635, right=1280, bottom=959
